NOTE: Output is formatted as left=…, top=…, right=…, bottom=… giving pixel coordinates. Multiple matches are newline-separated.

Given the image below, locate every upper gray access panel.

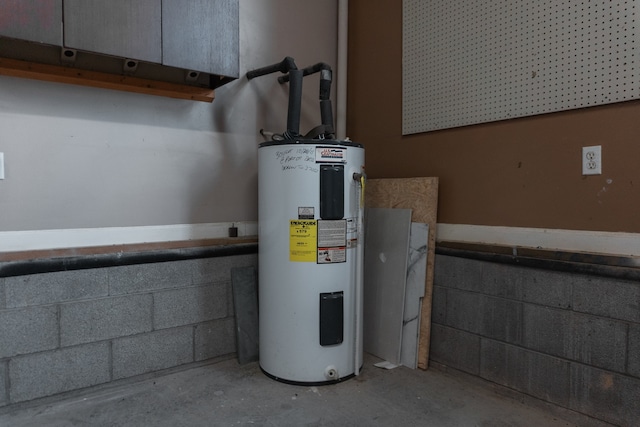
left=162, top=0, right=239, bottom=77
left=0, top=0, right=63, bottom=46
left=64, top=0, right=162, bottom=64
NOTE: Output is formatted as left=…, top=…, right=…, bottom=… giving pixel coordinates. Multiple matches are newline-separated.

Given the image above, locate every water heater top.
left=259, top=138, right=363, bottom=149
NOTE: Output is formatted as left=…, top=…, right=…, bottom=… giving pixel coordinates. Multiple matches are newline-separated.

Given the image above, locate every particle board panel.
left=365, top=177, right=439, bottom=369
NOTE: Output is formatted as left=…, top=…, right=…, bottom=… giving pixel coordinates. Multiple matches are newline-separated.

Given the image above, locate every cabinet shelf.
left=0, top=57, right=215, bottom=102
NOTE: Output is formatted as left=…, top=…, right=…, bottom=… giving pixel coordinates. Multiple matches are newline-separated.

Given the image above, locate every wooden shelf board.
left=0, top=57, right=215, bottom=102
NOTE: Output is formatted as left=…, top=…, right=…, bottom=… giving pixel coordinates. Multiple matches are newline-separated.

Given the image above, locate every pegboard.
left=403, top=0, right=640, bottom=134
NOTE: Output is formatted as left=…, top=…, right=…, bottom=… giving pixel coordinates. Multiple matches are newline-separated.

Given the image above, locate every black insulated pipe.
left=284, top=69, right=303, bottom=140
left=246, top=58, right=336, bottom=140
left=246, top=57, right=302, bottom=141
left=319, top=69, right=334, bottom=134
left=320, top=100, right=334, bottom=135
left=246, top=56, right=297, bottom=80
left=279, top=63, right=335, bottom=137
left=277, top=62, right=332, bottom=83
left=319, top=69, right=332, bottom=100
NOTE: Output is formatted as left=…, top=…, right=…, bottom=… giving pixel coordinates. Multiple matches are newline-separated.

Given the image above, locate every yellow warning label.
left=289, top=220, right=317, bottom=262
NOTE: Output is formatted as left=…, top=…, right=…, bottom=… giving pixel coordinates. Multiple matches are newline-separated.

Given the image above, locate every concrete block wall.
left=431, top=254, right=640, bottom=426
left=0, top=253, right=256, bottom=406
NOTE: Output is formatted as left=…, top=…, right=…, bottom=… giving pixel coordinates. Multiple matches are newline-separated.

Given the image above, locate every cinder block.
left=154, top=284, right=228, bottom=329
left=194, top=317, right=236, bottom=361
left=227, top=281, right=235, bottom=317
left=191, top=254, right=258, bottom=286
left=431, top=285, right=447, bottom=325
left=60, top=294, right=153, bottom=346
left=429, top=324, right=480, bottom=375
left=0, top=278, right=6, bottom=309
left=570, top=363, right=640, bottom=427
left=108, top=260, right=193, bottom=295
left=112, top=327, right=193, bottom=380
left=570, top=313, right=627, bottom=373
left=5, top=269, right=109, bottom=308
left=0, top=361, right=7, bottom=407
left=191, top=257, right=232, bottom=286
left=520, top=269, right=573, bottom=309
left=524, top=304, right=627, bottom=373
left=629, top=323, right=640, bottom=378
left=479, top=262, right=522, bottom=300
left=480, top=339, right=516, bottom=387
left=444, top=288, right=483, bottom=334
left=480, top=295, right=522, bottom=344
left=434, top=255, right=483, bottom=292
left=9, top=342, right=110, bottom=403
left=445, top=290, right=522, bottom=344
left=480, top=339, right=570, bottom=407
left=0, top=306, right=58, bottom=358
left=573, top=275, right=640, bottom=323
left=523, top=304, right=572, bottom=359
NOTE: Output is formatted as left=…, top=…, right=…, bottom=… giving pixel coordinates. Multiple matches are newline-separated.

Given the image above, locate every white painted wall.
left=0, top=1, right=338, bottom=237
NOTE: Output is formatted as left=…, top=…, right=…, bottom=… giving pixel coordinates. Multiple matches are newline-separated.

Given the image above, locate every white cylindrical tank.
left=258, top=139, right=365, bottom=384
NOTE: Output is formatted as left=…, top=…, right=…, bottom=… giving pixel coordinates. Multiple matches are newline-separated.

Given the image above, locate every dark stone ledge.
left=436, top=241, right=640, bottom=282
left=0, top=240, right=258, bottom=278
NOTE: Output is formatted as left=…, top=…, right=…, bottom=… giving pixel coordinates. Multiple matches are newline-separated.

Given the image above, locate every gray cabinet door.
left=162, top=0, right=239, bottom=77
left=63, top=0, right=162, bottom=63
left=0, top=0, right=62, bottom=45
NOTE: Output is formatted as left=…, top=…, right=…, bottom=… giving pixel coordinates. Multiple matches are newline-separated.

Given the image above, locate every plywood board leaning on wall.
left=365, top=177, right=439, bottom=370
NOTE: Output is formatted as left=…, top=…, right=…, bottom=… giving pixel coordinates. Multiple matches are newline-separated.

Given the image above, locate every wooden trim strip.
left=0, top=222, right=259, bottom=253
left=0, top=57, right=215, bottom=102
left=0, top=237, right=258, bottom=263
left=436, top=223, right=640, bottom=257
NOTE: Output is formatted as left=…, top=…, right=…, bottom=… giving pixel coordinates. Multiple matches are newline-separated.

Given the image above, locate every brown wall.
left=347, top=1, right=640, bottom=233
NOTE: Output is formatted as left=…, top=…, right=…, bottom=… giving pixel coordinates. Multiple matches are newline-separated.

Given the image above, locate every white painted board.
left=363, top=208, right=412, bottom=365
left=403, top=0, right=640, bottom=133
left=400, top=223, right=428, bottom=369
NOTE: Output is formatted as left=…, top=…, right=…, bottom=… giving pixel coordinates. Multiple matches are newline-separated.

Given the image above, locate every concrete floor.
left=0, top=354, right=607, bottom=427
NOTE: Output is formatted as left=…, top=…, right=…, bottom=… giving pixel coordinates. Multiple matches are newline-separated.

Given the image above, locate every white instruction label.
left=317, top=220, right=347, bottom=264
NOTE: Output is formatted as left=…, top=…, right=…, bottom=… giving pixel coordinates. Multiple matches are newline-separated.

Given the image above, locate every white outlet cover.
left=0, top=152, right=4, bottom=180
left=582, top=145, right=602, bottom=175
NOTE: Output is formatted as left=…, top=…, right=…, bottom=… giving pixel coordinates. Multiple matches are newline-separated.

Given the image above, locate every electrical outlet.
left=0, top=152, right=4, bottom=180
left=582, top=145, right=602, bottom=175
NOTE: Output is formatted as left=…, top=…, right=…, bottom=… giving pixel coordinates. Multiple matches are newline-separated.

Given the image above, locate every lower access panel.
left=320, top=292, right=344, bottom=346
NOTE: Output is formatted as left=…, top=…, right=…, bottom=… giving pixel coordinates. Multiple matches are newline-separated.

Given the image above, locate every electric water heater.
left=258, top=139, right=365, bottom=384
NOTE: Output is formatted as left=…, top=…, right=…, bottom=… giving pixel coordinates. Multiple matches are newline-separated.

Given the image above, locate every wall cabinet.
left=0, top=0, right=63, bottom=46
left=62, top=0, right=238, bottom=77
left=64, top=0, right=162, bottom=64
left=0, top=0, right=238, bottom=99
left=162, top=0, right=239, bottom=77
